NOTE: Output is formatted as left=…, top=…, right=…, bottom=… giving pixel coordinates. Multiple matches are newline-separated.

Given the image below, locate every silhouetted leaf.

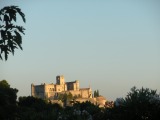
left=15, top=6, right=26, bottom=23
left=14, top=31, right=22, bottom=50
left=0, top=40, right=3, bottom=44
left=7, top=24, right=14, bottom=30
left=3, top=46, right=10, bottom=60
left=7, top=31, right=12, bottom=40
left=16, top=26, right=25, bottom=34
left=8, top=40, right=17, bottom=55
left=6, top=8, right=16, bottom=22
left=3, top=14, right=9, bottom=21
left=12, top=14, right=16, bottom=22
left=1, top=30, right=6, bottom=40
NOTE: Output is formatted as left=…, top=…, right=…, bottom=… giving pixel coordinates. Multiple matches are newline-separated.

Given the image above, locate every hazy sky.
left=0, top=0, right=160, bottom=100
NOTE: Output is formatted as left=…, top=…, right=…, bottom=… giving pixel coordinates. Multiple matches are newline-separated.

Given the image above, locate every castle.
left=31, top=75, right=92, bottom=100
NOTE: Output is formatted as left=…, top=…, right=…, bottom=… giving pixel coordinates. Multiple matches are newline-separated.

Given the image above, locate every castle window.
left=49, top=88, right=53, bottom=91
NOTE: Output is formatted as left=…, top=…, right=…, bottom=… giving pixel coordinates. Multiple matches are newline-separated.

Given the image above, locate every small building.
left=31, top=75, right=92, bottom=100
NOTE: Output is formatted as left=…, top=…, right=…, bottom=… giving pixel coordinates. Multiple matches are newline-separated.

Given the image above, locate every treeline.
left=0, top=80, right=160, bottom=120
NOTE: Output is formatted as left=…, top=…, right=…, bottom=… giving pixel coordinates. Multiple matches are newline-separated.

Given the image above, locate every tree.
left=0, top=6, right=26, bottom=60
left=73, top=101, right=100, bottom=119
left=113, top=86, right=160, bottom=120
left=0, top=80, right=18, bottom=119
left=94, top=90, right=100, bottom=97
left=18, top=96, right=62, bottom=120
left=97, top=89, right=99, bottom=97
left=0, top=79, right=10, bottom=88
left=94, top=90, right=96, bottom=97
left=58, top=92, right=74, bottom=107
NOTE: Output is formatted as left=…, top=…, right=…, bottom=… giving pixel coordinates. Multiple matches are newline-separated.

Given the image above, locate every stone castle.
left=31, top=75, right=92, bottom=100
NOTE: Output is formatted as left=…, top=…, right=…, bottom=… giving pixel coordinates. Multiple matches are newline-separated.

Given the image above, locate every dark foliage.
left=112, top=86, right=160, bottom=120
left=0, top=6, right=25, bottom=60
left=0, top=80, right=18, bottom=120
left=73, top=101, right=100, bottom=115
left=94, top=89, right=100, bottom=97
left=1, top=80, right=160, bottom=120
left=18, top=96, right=62, bottom=120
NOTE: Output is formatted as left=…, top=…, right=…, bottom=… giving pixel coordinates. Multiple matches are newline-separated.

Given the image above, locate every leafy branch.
left=0, top=6, right=26, bottom=60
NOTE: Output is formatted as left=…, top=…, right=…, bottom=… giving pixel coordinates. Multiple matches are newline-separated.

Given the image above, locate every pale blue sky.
left=0, top=0, right=160, bottom=100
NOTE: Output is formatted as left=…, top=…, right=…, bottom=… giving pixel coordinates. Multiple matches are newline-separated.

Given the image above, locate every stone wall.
left=32, top=84, right=45, bottom=99
left=31, top=75, right=92, bottom=100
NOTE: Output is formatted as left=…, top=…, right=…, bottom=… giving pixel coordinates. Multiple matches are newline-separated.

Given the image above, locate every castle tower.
left=31, top=83, right=35, bottom=96
left=56, top=75, right=65, bottom=85
left=75, top=80, right=79, bottom=90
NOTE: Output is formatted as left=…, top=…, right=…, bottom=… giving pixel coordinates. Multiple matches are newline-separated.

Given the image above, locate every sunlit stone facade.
left=31, top=75, right=92, bottom=100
